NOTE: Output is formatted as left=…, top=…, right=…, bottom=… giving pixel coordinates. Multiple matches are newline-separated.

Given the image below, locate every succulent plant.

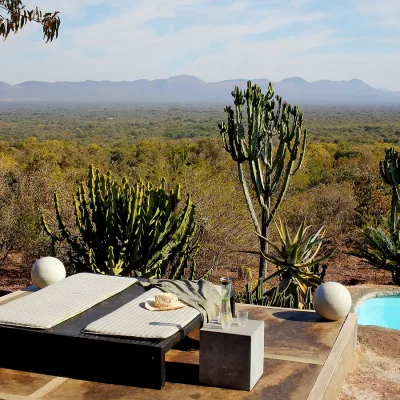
left=349, top=219, right=400, bottom=286
left=264, top=218, right=333, bottom=265
left=379, top=147, right=400, bottom=230
left=241, top=218, right=334, bottom=308
left=351, top=147, right=400, bottom=286
left=219, top=81, right=307, bottom=278
left=260, top=218, right=335, bottom=292
left=42, top=166, right=203, bottom=279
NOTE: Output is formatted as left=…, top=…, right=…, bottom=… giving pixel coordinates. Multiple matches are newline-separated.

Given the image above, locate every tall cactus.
left=42, top=166, right=203, bottom=279
left=379, top=147, right=400, bottom=230
left=219, top=81, right=307, bottom=278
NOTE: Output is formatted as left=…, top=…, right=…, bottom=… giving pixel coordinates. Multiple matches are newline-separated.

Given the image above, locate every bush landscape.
left=1, top=2, right=400, bottom=399
left=0, top=92, right=398, bottom=297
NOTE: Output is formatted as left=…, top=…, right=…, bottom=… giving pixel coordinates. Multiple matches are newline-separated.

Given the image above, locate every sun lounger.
left=0, top=273, right=202, bottom=389
left=84, top=288, right=200, bottom=339
left=0, top=273, right=136, bottom=329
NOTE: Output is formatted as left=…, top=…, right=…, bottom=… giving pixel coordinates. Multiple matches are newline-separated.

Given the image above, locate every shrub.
left=0, top=168, right=67, bottom=268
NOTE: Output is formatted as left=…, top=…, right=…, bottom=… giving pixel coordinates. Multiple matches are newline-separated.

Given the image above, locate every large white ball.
left=31, top=257, right=66, bottom=289
left=313, top=282, right=352, bottom=321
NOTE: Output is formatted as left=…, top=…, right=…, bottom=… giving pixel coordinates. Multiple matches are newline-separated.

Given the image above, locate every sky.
left=2, top=0, right=400, bottom=90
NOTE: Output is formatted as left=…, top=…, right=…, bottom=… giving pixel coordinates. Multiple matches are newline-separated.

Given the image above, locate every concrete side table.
left=199, top=319, right=264, bottom=391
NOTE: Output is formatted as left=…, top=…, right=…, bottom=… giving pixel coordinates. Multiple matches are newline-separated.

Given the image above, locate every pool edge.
left=350, top=287, right=400, bottom=313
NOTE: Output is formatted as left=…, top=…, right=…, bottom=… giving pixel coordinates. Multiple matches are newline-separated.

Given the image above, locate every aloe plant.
left=243, top=219, right=335, bottom=308
left=349, top=220, right=400, bottom=285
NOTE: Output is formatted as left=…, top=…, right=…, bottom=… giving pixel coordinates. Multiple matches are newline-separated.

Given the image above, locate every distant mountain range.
left=1, top=75, right=400, bottom=104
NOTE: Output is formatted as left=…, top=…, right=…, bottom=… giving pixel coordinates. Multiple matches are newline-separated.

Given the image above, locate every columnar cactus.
left=379, top=147, right=400, bottom=230
left=219, top=81, right=307, bottom=278
left=42, top=166, right=203, bottom=278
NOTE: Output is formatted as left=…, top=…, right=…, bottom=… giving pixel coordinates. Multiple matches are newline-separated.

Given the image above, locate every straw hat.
left=144, top=293, right=186, bottom=311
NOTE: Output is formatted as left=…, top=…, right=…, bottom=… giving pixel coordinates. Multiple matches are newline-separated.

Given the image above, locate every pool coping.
left=348, top=285, right=400, bottom=312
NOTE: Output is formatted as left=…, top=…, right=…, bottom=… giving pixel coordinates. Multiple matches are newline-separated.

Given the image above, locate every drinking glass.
left=237, top=310, right=248, bottom=327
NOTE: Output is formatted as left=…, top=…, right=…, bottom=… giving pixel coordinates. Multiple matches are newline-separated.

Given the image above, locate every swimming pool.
left=356, top=296, right=400, bottom=330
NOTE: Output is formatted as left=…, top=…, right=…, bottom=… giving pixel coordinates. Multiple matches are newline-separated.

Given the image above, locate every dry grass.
left=0, top=250, right=395, bottom=293
left=0, top=253, right=31, bottom=292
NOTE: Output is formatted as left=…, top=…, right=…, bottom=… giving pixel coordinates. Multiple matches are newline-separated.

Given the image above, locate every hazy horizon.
left=2, top=74, right=399, bottom=104
left=0, top=75, right=395, bottom=92
left=2, top=0, right=400, bottom=90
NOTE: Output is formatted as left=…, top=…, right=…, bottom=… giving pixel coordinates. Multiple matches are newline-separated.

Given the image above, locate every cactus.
left=379, top=147, right=400, bottom=230
left=219, top=81, right=307, bottom=278
left=240, top=279, right=296, bottom=308
left=42, top=166, right=203, bottom=279
left=240, top=265, right=327, bottom=309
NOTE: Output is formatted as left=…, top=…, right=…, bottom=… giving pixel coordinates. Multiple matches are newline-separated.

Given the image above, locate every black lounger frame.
left=0, top=283, right=202, bottom=389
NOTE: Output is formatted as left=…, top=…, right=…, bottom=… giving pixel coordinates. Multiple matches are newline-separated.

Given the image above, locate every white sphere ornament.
left=313, top=282, right=352, bottom=321
left=31, top=257, right=66, bottom=289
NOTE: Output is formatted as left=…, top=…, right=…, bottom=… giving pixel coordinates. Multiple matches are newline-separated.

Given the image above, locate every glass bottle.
left=220, top=297, right=232, bottom=330
left=219, top=277, right=232, bottom=329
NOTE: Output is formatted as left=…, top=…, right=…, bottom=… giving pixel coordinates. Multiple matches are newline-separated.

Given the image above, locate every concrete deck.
left=0, top=293, right=358, bottom=400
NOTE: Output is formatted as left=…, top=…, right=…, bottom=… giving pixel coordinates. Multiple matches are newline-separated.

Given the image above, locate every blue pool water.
left=356, top=296, right=400, bottom=330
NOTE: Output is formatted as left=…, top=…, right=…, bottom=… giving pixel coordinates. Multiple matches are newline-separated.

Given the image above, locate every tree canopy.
left=0, top=0, right=60, bottom=42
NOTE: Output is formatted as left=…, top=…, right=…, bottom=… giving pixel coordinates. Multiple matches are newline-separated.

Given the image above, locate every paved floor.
left=0, top=297, right=357, bottom=400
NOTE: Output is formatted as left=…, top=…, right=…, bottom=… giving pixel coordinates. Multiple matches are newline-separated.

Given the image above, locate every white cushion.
left=0, top=273, right=136, bottom=329
left=84, top=288, right=200, bottom=339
